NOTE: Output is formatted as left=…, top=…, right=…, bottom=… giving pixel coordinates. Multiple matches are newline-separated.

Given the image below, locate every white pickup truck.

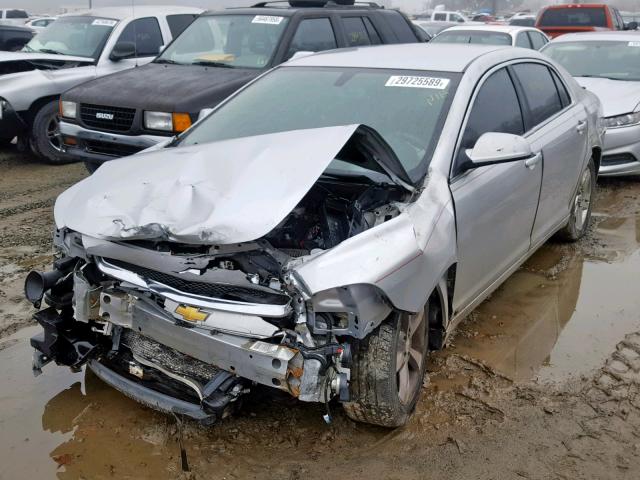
left=0, top=6, right=202, bottom=163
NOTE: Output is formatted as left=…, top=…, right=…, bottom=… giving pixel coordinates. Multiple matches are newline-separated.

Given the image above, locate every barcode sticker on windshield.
left=629, top=41, right=640, bottom=47
left=92, top=18, right=117, bottom=27
left=252, top=15, right=284, bottom=25
left=385, top=76, right=450, bottom=90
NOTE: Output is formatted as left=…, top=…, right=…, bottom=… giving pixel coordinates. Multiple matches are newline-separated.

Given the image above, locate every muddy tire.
left=31, top=100, right=70, bottom=164
left=557, top=157, right=596, bottom=242
left=343, top=306, right=429, bottom=427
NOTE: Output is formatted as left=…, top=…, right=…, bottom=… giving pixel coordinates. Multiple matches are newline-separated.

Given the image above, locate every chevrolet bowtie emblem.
left=175, top=305, right=209, bottom=322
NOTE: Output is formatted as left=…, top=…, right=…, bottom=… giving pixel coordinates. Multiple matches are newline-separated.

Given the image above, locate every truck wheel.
left=343, top=306, right=429, bottom=427
left=557, top=157, right=596, bottom=242
left=31, top=100, right=70, bottom=164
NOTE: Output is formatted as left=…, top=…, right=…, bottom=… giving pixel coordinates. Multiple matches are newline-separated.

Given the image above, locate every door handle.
left=525, top=153, right=542, bottom=170
left=576, top=120, right=587, bottom=134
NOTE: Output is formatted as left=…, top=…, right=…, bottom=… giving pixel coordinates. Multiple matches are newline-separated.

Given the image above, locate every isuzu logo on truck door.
left=96, top=112, right=114, bottom=120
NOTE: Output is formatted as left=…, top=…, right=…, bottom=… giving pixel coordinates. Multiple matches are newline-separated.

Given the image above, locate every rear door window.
left=527, top=31, right=547, bottom=49
left=454, top=68, right=524, bottom=175
left=539, top=7, right=607, bottom=27
left=433, top=13, right=447, bottom=21
left=512, top=63, right=563, bottom=128
left=343, top=17, right=372, bottom=46
left=286, top=17, right=337, bottom=59
left=167, top=14, right=198, bottom=38
left=550, top=69, right=571, bottom=108
left=515, top=32, right=531, bottom=48
left=362, top=17, right=382, bottom=44
left=116, top=17, right=164, bottom=58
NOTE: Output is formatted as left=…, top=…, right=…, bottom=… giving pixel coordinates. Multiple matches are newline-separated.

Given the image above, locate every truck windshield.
left=539, top=7, right=607, bottom=27
left=544, top=41, right=640, bottom=81
left=431, top=30, right=512, bottom=45
left=156, top=14, right=289, bottom=69
left=179, top=66, right=459, bottom=182
left=23, top=16, right=116, bottom=59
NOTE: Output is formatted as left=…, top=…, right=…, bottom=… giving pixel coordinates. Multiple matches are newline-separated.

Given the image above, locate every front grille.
left=107, top=259, right=290, bottom=306
left=602, top=153, right=638, bottom=166
left=79, top=103, right=135, bottom=132
left=84, top=139, right=144, bottom=158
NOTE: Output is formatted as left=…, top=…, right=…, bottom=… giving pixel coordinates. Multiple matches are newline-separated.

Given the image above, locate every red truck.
left=535, top=3, right=636, bottom=38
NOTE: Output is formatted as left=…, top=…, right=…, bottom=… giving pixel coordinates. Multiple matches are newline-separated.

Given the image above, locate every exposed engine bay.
left=25, top=127, right=411, bottom=425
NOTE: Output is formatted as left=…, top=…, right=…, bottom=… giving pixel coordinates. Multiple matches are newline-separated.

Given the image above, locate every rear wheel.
left=31, top=100, right=71, bottom=164
left=343, top=306, right=429, bottom=427
left=557, top=157, right=596, bottom=241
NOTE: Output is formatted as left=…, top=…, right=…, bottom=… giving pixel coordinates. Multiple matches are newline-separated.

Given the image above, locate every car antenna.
left=132, top=0, right=139, bottom=67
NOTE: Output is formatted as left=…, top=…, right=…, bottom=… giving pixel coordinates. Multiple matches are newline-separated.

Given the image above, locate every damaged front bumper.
left=26, top=236, right=353, bottom=423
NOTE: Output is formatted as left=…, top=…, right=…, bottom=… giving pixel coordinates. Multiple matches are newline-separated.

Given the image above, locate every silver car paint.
left=54, top=44, right=602, bottom=344
left=0, top=7, right=202, bottom=113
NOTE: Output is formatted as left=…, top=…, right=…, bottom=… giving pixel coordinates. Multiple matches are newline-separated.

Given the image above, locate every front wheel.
left=31, top=100, right=71, bottom=164
left=343, top=306, right=429, bottom=427
left=557, top=157, right=596, bottom=242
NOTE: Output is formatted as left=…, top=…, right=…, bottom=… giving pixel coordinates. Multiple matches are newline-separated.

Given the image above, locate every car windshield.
left=179, top=66, right=459, bottom=182
left=544, top=41, right=640, bottom=81
left=23, top=16, right=116, bottom=59
left=539, top=7, right=607, bottom=27
left=156, top=14, right=289, bottom=69
left=431, top=30, right=512, bottom=45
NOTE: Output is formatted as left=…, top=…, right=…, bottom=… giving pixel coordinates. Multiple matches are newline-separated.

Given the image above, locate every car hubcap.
left=46, top=115, right=63, bottom=152
left=396, top=311, right=426, bottom=405
left=573, top=169, right=592, bottom=232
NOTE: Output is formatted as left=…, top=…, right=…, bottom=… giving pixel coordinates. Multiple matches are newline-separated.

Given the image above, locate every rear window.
left=539, top=7, right=607, bottom=27
left=7, top=10, right=28, bottom=19
left=432, top=30, right=512, bottom=46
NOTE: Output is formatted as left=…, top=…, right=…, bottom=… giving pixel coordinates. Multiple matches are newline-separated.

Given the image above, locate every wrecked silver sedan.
left=25, top=43, right=603, bottom=427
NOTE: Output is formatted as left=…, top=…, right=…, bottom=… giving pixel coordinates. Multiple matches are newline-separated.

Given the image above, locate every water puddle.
left=444, top=208, right=640, bottom=384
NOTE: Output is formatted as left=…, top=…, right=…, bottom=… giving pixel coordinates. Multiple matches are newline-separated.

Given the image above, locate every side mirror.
left=109, top=41, right=136, bottom=61
left=465, top=132, right=532, bottom=168
left=625, top=21, right=638, bottom=30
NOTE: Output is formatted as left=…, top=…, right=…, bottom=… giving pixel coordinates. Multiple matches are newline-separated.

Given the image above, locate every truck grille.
left=107, top=259, right=290, bottom=306
left=79, top=104, right=135, bottom=132
left=85, top=139, right=144, bottom=158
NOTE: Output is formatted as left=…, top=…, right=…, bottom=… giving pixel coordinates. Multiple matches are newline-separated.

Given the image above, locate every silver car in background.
left=543, top=32, right=640, bottom=176
left=431, top=25, right=549, bottom=49
left=25, top=44, right=602, bottom=428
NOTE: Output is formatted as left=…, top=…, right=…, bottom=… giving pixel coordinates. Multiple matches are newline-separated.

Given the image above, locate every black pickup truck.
left=58, top=0, right=426, bottom=172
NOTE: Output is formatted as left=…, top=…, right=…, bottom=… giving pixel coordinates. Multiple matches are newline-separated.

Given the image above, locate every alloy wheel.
left=573, top=168, right=592, bottom=232
left=396, top=310, right=426, bottom=405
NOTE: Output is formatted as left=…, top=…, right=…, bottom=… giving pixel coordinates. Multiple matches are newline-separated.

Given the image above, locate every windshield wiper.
left=192, top=61, right=236, bottom=68
left=37, top=48, right=64, bottom=55
left=155, top=58, right=181, bottom=65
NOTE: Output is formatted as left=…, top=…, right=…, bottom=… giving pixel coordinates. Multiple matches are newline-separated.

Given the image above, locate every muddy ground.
left=0, top=149, right=639, bottom=480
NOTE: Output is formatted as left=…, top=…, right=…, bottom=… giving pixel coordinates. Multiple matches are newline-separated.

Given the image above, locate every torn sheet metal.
left=54, top=125, right=361, bottom=245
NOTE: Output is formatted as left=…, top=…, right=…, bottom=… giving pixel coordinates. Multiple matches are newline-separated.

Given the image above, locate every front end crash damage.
left=26, top=125, right=436, bottom=424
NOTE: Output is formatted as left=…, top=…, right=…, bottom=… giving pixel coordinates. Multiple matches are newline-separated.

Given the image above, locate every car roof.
left=541, top=3, right=608, bottom=10
left=440, top=25, right=539, bottom=35
left=286, top=43, right=513, bottom=72
left=203, top=5, right=387, bottom=17
left=59, top=5, right=203, bottom=21
left=549, top=31, right=640, bottom=42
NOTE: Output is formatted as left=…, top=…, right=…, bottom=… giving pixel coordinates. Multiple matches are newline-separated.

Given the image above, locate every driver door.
left=450, top=67, right=542, bottom=314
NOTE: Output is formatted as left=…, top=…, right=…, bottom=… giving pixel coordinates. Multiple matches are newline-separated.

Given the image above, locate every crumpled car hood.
left=55, top=125, right=361, bottom=245
left=0, top=51, right=94, bottom=64
left=575, top=77, right=640, bottom=117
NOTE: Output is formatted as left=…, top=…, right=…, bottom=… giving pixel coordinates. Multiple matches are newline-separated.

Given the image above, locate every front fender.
left=293, top=172, right=457, bottom=313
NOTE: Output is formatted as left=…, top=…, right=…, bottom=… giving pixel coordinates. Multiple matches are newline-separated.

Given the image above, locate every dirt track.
left=0, top=149, right=639, bottom=480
